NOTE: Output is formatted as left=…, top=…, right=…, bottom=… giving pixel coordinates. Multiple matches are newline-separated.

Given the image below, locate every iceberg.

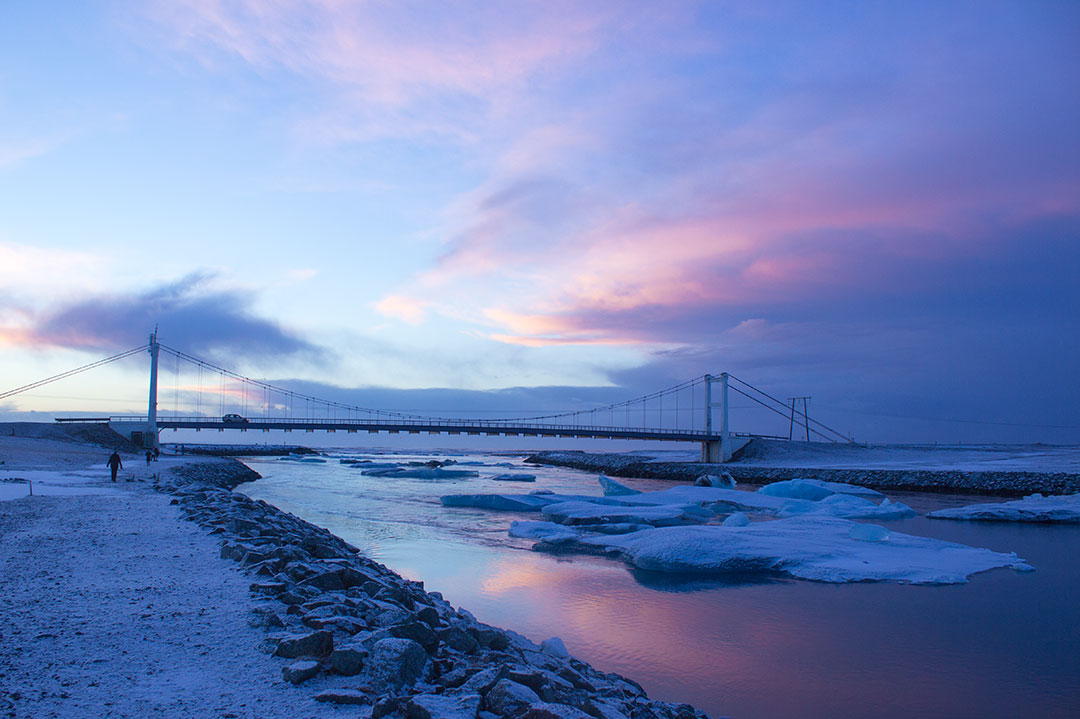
left=927, top=494, right=1080, bottom=523
left=541, top=500, right=708, bottom=527
left=363, top=467, right=479, bottom=479
left=721, top=512, right=750, bottom=527
left=569, top=517, right=1032, bottom=584
left=599, top=475, right=640, bottom=496
left=509, top=520, right=580, bottom=544
left=490, top=473, right=537, bottom=482
left=776, top=494, right=916, bottom=520
left=758, top=478, right=882, bottom=500
left=441, top=493, right=558, bottom=512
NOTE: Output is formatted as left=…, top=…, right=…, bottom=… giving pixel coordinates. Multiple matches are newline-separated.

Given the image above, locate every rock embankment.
left=525, top=451, right=1080, bottom=497
left=168, top=457, right=263, bottom=490
left=169, top=444, right=317, bottom=457
left=159, top=467, right=711, bottom=719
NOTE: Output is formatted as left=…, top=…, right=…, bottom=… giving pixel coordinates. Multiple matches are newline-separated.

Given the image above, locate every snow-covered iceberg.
left=540, top=500, right=708, bottom=527
left=758, top=478, right=882, bottom=500
left=599, top=475, right=640, bottom=496
left=363, top=467, right=479, bottom=479
left=545, top=517, right=1032, bottom=584
left=441, top=493, right=556, bottom=512
left=509, top=520, right=581, bottom=544
left=927, top=494, right=1080, bottom=523
left=490, top=473, right=537, bottom=482
left=776, top=494, right=916, bottom=520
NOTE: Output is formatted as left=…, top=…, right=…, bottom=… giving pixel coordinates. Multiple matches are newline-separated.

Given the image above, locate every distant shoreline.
left=525, top=445, right=1080, bottom=497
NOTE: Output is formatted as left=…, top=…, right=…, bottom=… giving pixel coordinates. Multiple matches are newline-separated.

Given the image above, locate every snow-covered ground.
left=628, top=443, right=1080, bottom=473
left=0, top=437, right=346, bottom=718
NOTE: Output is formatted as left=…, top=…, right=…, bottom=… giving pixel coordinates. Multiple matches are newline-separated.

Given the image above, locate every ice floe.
left=541, top=500, right=709, bottom=527
left=542, top=517, right=1032, bottom=584
left=927, top=493, right=1080, bottom=523
left=363, top=467, right=479, bottom=479
left=757, top=478, right=882, bottom=500
left=490, top=473, right=537, bottom=482
left=776, top=494, right=916, bottom=520
left=599, top=475, right=640, bottom=496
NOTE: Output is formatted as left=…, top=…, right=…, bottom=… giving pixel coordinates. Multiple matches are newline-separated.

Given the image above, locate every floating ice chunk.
left=777, top=494, right=916, bottom=520
left=364, top=467, right=479, bottom=479
left=541, top=637, right=570, bottom=658
left=849, top=524, right=890, bottom=542
left=541, top=501, right=707, bottom=527
left=491, top=473, right=537, bottom=482
left=722, top=512, right=750, bottom=527
left=509, top=520, right=580, bottom=544
left=599, top=475, right=640, bottom=496
left=441, top=494, right=557, bottom=512
left=927, top=494, right=1080, bottom=523
left=530, top=489, right=555, bottom=496
left=568, top=516, right=1030, bottom=584
left=298, top=457, right=327, bottom=463
left=618, top=486, right=792, bottom=513
left=758, top=478, right=882, bottom=500
left=694, top=473, right=736, bottom=488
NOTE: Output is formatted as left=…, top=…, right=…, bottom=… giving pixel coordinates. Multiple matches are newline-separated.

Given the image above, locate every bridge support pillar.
left=140, top=331, right=160, bottom=450
left=701, top=437, right=733, bottom=463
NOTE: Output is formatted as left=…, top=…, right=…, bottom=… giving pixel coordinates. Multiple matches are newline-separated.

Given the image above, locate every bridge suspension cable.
left=726, top=374, right=852, bottom=443
left=0, top=344, right=148, bottom=402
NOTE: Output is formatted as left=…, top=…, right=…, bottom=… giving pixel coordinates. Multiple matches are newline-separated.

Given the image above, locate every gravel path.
left=0, top=489, right=344, bottom=719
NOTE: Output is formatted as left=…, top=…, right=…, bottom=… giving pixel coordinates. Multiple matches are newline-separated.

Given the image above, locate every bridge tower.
left=143, top=331, right=160, bottom=449
left=701, top=373, right=733, bottom=463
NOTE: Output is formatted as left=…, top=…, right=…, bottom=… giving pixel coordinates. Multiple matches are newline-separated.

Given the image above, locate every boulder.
left=281, top=660, right=321, bottom=685
left=521, top=702, right=596, bottom=719
left=329, top=642, right=369, bottom=676
left=314, top=690, right=371, bottom=705
left=406, top=692, right=483, bottom=719
left=485, top=679, right=541, bottom=715
left=274, top=630, right=334, bottom=658
left=364, top=637, right=428, bottom=691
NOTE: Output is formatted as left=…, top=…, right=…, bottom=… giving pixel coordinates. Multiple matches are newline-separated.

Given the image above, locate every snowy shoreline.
left=1, top=434, right=713, bottom=719
left=526, top=444, right=1080, bottom=496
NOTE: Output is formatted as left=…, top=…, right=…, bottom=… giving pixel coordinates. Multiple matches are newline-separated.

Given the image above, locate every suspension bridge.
left=2, top=333, right=852, bottom=462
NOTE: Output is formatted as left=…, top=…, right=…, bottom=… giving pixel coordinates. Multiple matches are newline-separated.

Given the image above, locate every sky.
left=1, top=1, right=1078, bottom=445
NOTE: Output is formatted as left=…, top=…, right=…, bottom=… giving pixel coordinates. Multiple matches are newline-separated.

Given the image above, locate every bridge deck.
left=102, top=416, right=745, bottom=443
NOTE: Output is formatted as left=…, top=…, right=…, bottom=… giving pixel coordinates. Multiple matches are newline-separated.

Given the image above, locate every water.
left=238, top=450, right=1080, bottom=719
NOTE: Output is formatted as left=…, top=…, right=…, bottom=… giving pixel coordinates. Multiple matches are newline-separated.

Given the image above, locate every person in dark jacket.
left=107, top=450, right=123, bottom=482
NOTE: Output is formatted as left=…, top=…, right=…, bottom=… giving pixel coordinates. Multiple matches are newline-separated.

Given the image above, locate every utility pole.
left=788, top=396, right=811, bottom=442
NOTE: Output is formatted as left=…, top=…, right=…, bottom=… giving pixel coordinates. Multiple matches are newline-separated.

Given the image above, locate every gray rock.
left=314, top=690, right=371, bottom=705
left=282, top=660, right=321, bottom=685
left=438, top=626, right=479, bottom=654
left=406, top=692, right=482, bottom=719
left=274, top=630, right=334, bottom=658
left=302, top=569, right=346, bottom=591
left=390, top=621, right=439, bottom=653
left=329, top=643, right=369, bottom=676
left=248, top=605, right=285, bottom=628
left=365, top=637, right=428, bottom=691
left=460, top=666, right=507, bottom=695
left=484, top=679, right=541, bottom=716
left=520, top=702, right=595, bottom=719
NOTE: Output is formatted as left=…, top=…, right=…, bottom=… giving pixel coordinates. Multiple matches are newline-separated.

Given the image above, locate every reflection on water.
left=239, top=451, right=1080, bottom=719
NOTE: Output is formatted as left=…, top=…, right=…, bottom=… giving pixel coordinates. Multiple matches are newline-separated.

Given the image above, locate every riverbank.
left=525, top=442, right=1080, bottom=496
left=1, top=433, right=713, bottom=719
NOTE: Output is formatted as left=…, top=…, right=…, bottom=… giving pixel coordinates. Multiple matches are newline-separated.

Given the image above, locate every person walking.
left=145, top=450, right=153, bottom=467
left=107, top=450, right=123, bottom=482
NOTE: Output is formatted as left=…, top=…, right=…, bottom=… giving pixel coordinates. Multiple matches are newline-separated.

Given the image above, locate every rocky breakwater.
left=158, top=467, right=712, bottom=719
